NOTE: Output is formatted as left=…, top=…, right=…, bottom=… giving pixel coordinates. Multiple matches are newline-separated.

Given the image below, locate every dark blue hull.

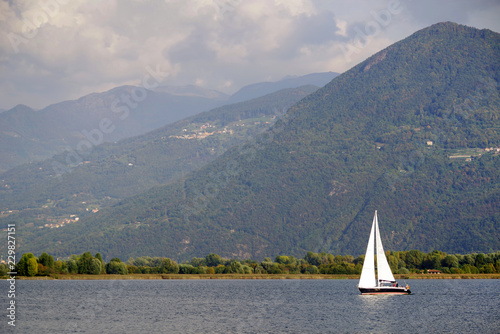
left=358, top=286, right=411, bottom=295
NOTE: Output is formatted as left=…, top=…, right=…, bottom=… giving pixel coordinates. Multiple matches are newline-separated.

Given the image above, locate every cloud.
left=0, top=0, right=499, bottom=110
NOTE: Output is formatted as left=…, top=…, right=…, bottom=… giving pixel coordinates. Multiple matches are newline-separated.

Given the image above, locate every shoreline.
left=13, top=273, right=500, bottom=280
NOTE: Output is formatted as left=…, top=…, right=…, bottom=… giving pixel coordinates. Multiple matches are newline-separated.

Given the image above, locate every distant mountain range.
left=0, top=85, right=318, bottom=214
left=152, top=85, right=229, bottom=100
left=0, top=87, right=223, bottom=173
left=0, top=72, right=338, bottom=173
left=5, top=22, right=500, bottom=262
left=227, top=72, right=338, bottom=104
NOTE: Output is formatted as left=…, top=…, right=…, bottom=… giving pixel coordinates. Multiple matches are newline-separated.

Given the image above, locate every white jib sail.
left=374, top=211, right=396, bottom=283
left=358, top=213, right=377, bottom=288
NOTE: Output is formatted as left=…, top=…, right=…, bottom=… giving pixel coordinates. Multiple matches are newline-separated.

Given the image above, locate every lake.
left=1, top=279, right=498, bottom=333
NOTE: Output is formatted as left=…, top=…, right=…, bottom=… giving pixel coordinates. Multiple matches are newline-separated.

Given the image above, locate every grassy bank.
left=394, top=273, right=500, bottom=279
left=13, top=273, right=500, bottom=280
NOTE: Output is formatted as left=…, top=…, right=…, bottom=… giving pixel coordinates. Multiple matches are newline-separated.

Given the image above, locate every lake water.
left=0, top=279, right=498, bottom=333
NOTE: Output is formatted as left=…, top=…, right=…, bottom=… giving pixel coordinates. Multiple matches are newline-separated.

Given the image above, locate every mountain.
left=12, top=22, right=500, bottom=261
left=0, top=87, right=228, bottom=173
left=0, top=73, right=338, bottom=173
left=227, top=72, right=339, bottom=104
left=0, top=86, right=319, bottom=232
left=0, top=104, right=44, bottom=170
left=153, top=85, right=229, bottom=100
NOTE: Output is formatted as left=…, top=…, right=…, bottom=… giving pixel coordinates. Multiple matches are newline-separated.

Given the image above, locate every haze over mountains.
left=0, top=72, right=337, bottom=173
left=0, top=85, right=318, bottom=214
left=3, top=22, right=500, bottom=262
left=227, top=72, right=338, bottom=104
left=0, top=86, right=222, bottom=173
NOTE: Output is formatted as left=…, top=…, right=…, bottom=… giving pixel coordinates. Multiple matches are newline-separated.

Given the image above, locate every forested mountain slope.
left=19, top=22, right=500, bottom=261
left=0, top=86, right=318, bottom=238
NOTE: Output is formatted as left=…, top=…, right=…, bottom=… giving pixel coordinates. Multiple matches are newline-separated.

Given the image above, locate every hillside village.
left=169, top=123, right=234, bottom=140
left=169, top=118, right=275, bottom=140
left=41, top=215, right=80, bottom=229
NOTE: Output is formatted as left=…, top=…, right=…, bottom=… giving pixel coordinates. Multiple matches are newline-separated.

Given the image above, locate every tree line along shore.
left=8, top=250, right=500, bottom=279
left=16, top=273, right=500, bottom=280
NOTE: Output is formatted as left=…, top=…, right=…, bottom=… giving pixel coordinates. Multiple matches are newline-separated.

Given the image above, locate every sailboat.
left=357, top=211, right=411, bottom=295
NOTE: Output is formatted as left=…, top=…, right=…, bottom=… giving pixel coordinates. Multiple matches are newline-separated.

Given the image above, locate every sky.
left=1, top=0, right=499, bottom=110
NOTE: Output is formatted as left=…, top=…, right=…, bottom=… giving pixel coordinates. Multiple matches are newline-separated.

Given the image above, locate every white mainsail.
left=358, top=212, right=377, bottom=288
left=358, top=211, right=395, bottom=288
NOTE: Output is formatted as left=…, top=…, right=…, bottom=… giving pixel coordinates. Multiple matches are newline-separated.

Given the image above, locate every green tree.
left=475, top=253, right=486, bottom=267
left=405, top=250, right=424, bottom=269
left=461, top=264, right=479, bottom=274
left=189, top=257, right=206, bottom=267
left=38, top=252, right=55, bottom=268
left=179, top=264, right=197, bottom=274
left=160, top=258, right=179, bottom=274
left=305, top=265, right=319, bottom=274
left=398, top=267, right=410, bottom=274
left=424, top=254, right=443, bottom=269
left=17, top=253, right=36, bottom=276
left=462, top=254, right=475, bottom=266
left=267, top=263, right=283, bottom=274
left=0, top=263, right=8, bottom=277
left=95, top=253, right=105, bottom=273
left=275, top=255, right=289, bottom=264
left=55, top=260, right=64, bottom=273
left=27, top=257, right=38, bottom=277
left=304, top=252, right=321, bottom=266
left=205, top=253, right=222, bottom=267
left=260, top=260, right=274, bottom=273
left=126, top=264, right=137, bottom=274
left=67, top=259, right=79, bottom=273
left=442, top=255, right=459, bottom=268
left=254, top=265, right=266, bottom=274
left=128, top=256, right=150, bottom=267
left=214, top=264, right=226, bottom=274
left=354, top=255, right=365, bottom=266
left=95, top=253, right=104, bottom=263
left=480, top=263, right=495, bottom=273
left=387, top=254, right=398, bottom=272
left=242, top=265, right=253, bottom=274
left=226, top=260, right=244, bottom=274
left=106, top=260, right=128, bottom=275
left=88, top=258, right=103, bottom=275
left=78, top=252, right=94, bottom=274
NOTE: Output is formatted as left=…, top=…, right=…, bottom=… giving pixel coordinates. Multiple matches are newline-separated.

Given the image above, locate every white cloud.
left=0, top=0, right=499, bottom=109
left=336, top=20, right=348, bottom=37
